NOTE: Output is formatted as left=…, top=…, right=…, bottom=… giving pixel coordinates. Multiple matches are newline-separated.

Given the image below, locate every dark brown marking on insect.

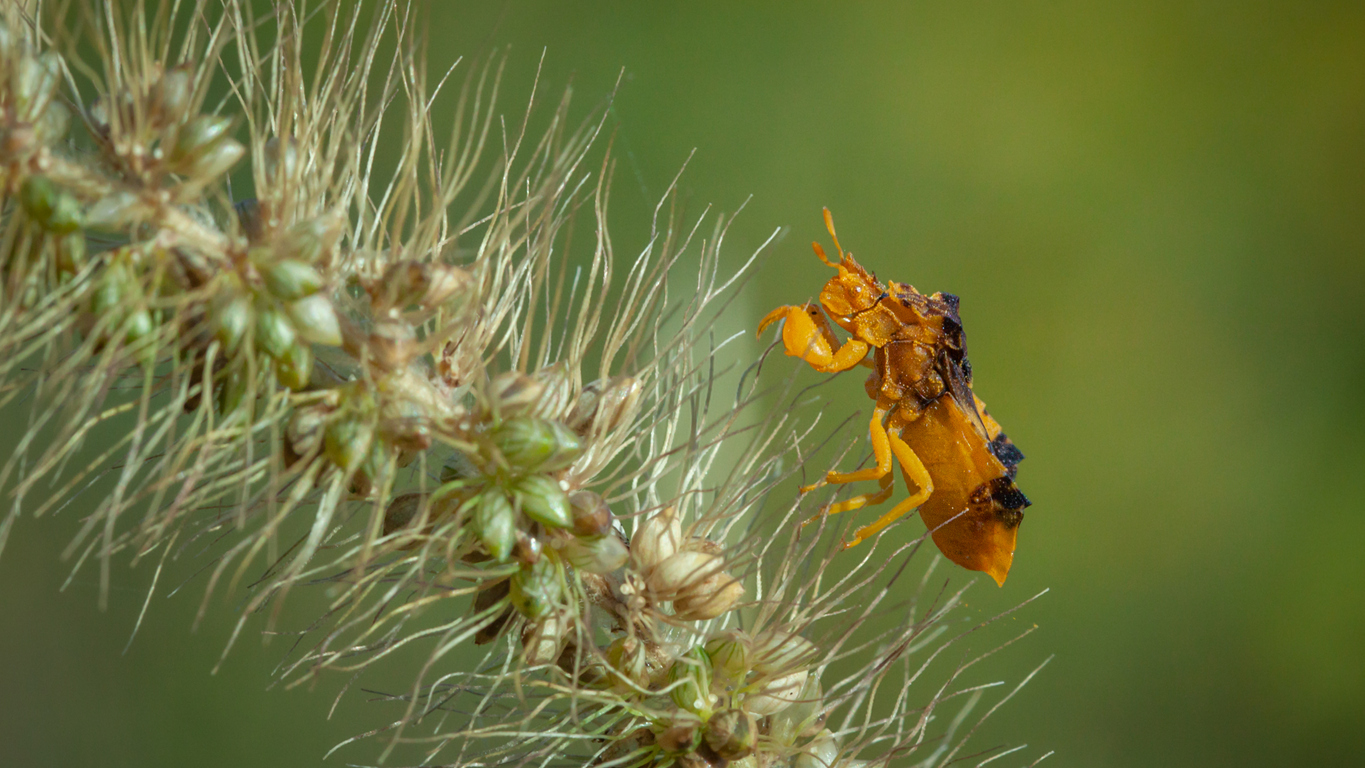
left=989, top=433, right=1025, bottom=476
left=968, top=476, right=1029, bottom=529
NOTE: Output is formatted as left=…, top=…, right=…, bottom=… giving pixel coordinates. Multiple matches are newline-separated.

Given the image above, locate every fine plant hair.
left=0, top=2, right=1050, bottom=766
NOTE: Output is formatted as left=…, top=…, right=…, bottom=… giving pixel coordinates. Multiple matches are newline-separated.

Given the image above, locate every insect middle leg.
left=844, top=436, right=935, bottom=549
left=802, top=406, right=891, bottom=493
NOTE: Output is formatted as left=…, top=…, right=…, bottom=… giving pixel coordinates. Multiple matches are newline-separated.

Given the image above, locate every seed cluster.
left=0, top=6, right=1041, bottom=767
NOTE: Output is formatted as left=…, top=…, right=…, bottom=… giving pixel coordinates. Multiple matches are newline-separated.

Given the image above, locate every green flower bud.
left=324, top=418, right=374, bottom=472
left=123, top=307, right=155, bottom=347
left=216, top=365, right=249, bottom=415
left=513, top=475, right=571, bottom=530
left=560, top=533, right=628, bottom=574
left=55, top=233, right=85, bottom=276
left=263, top=259, right=324, bottom=300
left=668, top=646, right=715, bottom=715
left=508, top=557, right=560, bottom=621
left=19, top=175, right=81, bottom=233
left=212, top=294, right=251, bottom=354
left=284, top=293, right=342, bottom=346
left=492, top=417, right=583, bottom=473
left=173, top=114, right=234, bottom=160
left=90, top=262, right=128, bottom=317
left=705, top=630, right=752, bottom=686
left=474, top=490, right=517, bottom=563
left=254, top=303, right=296, bottom=360
left=275, top=340, right=313, bottom=391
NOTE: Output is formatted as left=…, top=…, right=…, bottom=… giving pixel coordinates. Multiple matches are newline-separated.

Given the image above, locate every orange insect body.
left=759, top=209, right=1028, bottom=585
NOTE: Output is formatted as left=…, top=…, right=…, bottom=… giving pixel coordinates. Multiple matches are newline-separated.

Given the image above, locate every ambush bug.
left=758, top=209, right=1029, bottom=585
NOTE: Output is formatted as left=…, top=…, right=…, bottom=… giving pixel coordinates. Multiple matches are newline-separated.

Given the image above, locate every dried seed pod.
left=793, top=729, right=840, bottom=768
left=513, top=475, right=572, bottom=530
left=382, top=492, right=426, bottom=537
left=379, top=397, right=432, bottom=453
left=668, top=646, right=715, bottom=715
left=567, top=376, right=643, bottom=436
left=704, top=708, right=758, bottom=761
left=262, top=136, right=299, bottom=188
left=474, top=490, right=517, bottom=562
left=745, top=669, right=809, bottom=717
left=529, top=362, right=574, bottom=419
left=630, top=506, right=682, bottom=574
left=285, top=293, right=342, bottom=346
left=286, top=404, right=329, bottom=459
left=672, top=566, right=745, bottom=621
left=34, top=97, right=69, bottom=143
left=473, top=578, right=512, bottom=645
left=560, top=533, right=628, bottom=574
left=508, top=557, right=561, bottom=621
left=769, top=675, right=826, bottom=745
left=656, top=718, right=702, bottom=754
left=489, top=371, right=545, bottom=418
left=323, top=418, right=374, bottom=472
left=522, top=614, right=566, bottom=665
left=149, top=64, right=193, bottom=127
left=15, top=51, right=61, bottom=115
left=648, top=550, right=744, bottom=620
left=376, top=260, right=471, bottom=311
left=569, top=490, right=612, bottom=538
left=515, top=531, right=543, bottom=565
left=367, top=319, right=416, bottom=370
left=605, top=636, right=650, bottom=691
left=751, top=631, right=818, bottom=676
left=254, top=303, right=296, bottom=360
left=492, top=417, right=583, bottom=473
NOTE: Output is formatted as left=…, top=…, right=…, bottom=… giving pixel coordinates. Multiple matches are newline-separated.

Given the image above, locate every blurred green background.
left=3, top=1, right=1363, bottom=766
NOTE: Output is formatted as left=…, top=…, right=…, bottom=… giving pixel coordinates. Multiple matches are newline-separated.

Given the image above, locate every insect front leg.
left=843, top=432, right=935, bottom=549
